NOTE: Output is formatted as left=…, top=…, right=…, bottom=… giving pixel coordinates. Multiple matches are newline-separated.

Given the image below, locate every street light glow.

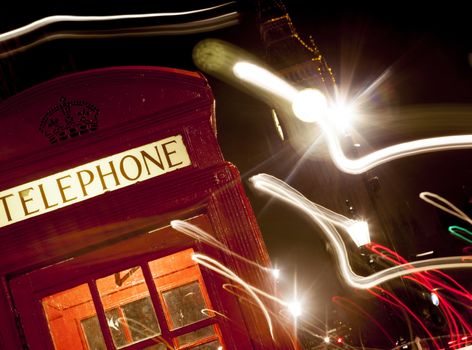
left=250, top=173, right=472, bottom=289
left=287, top=300, right=302, bottom=318
left=346, top=220, right=371, bottom=247
left=291, top=88, right=328, bottom=123
left=330, top=100, right=357, bottom=132
left=231, top=61, right=472, bottom=175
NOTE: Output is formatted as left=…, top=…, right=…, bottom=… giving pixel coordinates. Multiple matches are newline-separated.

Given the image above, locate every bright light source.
left=271, top=268, right=280, bottom=279
left=330, top=101, right=357, bottom=132
left=346, top=220, right=370, bottom=247
left=287, top=300, right=302, bottom=318
left=291, top=88, right=328, bottom=123
left=337, top=337, right=344, bottom=344
left=324, top=336, right=330, bottom=343
left=431, top=292, right=440, bottom=306
left=217, top=346, right=223, bottom=350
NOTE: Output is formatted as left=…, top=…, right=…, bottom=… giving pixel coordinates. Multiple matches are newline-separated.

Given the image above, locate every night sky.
left=1, top=1, right=472, bottom=348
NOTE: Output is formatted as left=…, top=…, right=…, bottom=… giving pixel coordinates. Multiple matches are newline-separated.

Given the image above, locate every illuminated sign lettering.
left=0, top=135, right=191, bottom=228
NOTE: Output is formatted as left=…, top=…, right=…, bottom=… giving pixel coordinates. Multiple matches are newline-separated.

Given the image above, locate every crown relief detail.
left=39, top=96, right=99, bottom=144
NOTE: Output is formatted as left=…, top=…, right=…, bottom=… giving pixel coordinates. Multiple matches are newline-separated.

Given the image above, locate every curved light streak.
left=420, top=192, right=472, bottom=226
left=171, top=220, right=227, bottom=250
left=117, top=317, right=174, bottom=349
left=201, top=308, right=230, bottom=320
left=369, top=287, right=441, bottom=350
left=0, top=12, right=239, bottom=58
left=463, top=246, right=472, bottom=255
left=322, top=129, right=472, bottom=175
left=0, top=2, right=236, bottom=43
left=192, top=253, right=275, bottom=340
left=370, top=242, right=472, bottom=303
left=173, top=222, right=309, bottom=336
left=170, top=219, right=277, bottom=274
left=449, top=226, right=472, bottom=245
left=427, top=270, right=472, bottom=300
left=222, top=283, right=321, bottom=349
left=401, top=275, right=468, bottom=343
left=232, top=61, right=472, bottom=174
left=250, top=173, right=472, bottom=289
left=233, top=61, right=297, bottom=103
left=368, top=243, right=472, bottom=339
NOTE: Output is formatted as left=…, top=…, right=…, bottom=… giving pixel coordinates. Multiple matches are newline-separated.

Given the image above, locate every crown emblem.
left=39, top=97, right=99, bottom=144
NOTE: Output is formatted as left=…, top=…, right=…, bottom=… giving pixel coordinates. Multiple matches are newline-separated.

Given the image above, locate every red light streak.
left=367, top=242, right=472, bottom=345
left=369, top=287, right=441, bottom=350
left=332, top=296, right=395, bottom=346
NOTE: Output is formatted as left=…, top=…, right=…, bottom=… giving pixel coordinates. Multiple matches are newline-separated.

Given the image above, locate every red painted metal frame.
left=0, top=66, right=291, bottom=349
left=11, top=217, right=227, bottom=350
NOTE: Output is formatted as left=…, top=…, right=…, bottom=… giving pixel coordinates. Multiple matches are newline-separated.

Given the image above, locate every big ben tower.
left=256, top=0, right=338, bottom=152
left=256, top=0, right=381, bottom=284
left=257, top=0, right=336, bottom=96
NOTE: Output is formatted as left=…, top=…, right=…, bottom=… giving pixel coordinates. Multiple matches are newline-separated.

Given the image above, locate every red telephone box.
left=0, top=67, right=292, bottom=349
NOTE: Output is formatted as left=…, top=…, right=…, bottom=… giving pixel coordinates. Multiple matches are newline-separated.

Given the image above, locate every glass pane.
left=175, top=325, right=215, bottom=347
left=105, top=308, right=128, bottom=348
left=190, top=340, right=222, bottom=350
left=122, top=297, right=161, bottom=341
left=148, top=248, right=196, bottom=279
left=81, top=316, right=106, bottom=350
left=96, top=267, right=161, bottom=348
left=162, top=281, right=208, bottom=329
left=42, top=283, right=105, bottom=350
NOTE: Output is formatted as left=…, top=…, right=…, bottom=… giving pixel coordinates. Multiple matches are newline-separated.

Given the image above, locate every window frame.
left=10, top=214, right=233, bottom=350
left=65, top=249, right=223, bottom=350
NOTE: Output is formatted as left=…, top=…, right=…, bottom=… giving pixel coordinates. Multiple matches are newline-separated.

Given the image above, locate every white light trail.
left=201, top=308, right=230, bottom=320
left=118, top=317, right=174, bottom=349
left=170, top=220, right=226, bottom=250
left=250, top=173, right=472, bottom=289
left=419, top=192, right=472, bottom=226
left=170, top=219, right=278, bottom=274
left=222, top=283, right=326, bottom=345
left=416, top=251, right=434, bottom=257
left=231, top=62, right=472, bottom=175
left=249, top=172, right=371, bottom=247
left=233, top=61, right=298, bottom=103
left=323, top=130, right=472, bottom=175
left=191, top=253, right=275, bottom=339
left=192, top=253, right=312, bottom=340
left=0, top=2, right=236, bottom=43
left=172, top=221, right=306, bottom=328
